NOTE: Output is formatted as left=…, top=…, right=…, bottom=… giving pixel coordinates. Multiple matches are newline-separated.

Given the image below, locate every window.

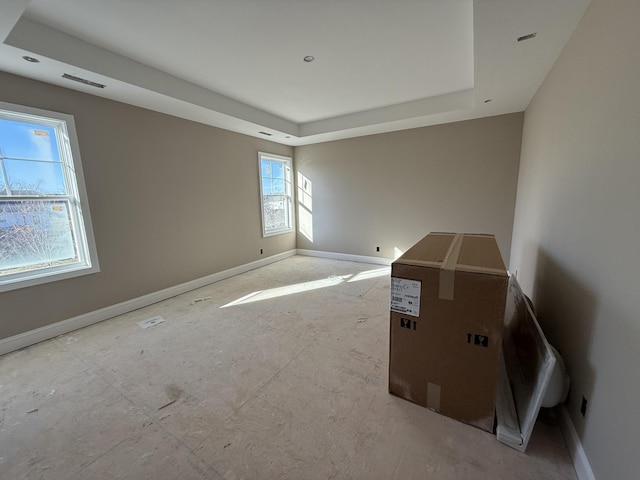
left=258, top=152, right=293, bottom=237
left=0, top=101, right=99, bottom=292
left=297, top=172, right=313, bottom=242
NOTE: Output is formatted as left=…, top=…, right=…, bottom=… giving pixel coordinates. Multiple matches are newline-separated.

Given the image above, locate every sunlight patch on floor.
left=221, top=266, right=390, bottom=308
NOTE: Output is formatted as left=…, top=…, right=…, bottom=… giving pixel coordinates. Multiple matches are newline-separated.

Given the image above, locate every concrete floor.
left=0, top=256, right=577, bottom=480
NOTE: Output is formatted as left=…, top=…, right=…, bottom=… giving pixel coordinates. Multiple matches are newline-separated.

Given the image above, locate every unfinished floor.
left=0, top=256, right=576, bottom=480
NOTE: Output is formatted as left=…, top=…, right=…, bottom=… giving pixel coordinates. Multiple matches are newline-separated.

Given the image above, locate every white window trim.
left=258, top=152, right=294, bottom=237
left=0, top=101, right=100, bottom=292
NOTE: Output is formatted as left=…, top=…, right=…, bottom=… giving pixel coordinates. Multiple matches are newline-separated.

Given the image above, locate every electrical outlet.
left=581, top=396, right=588, bottom=417
left=376, top=246, right=380, bottom=252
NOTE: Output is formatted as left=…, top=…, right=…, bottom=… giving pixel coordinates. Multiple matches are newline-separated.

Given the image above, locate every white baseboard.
left=558, top=405, right=596, bottom=480
left=296, top=248, right=393, bottom=266
left=0, top=249, right=296, bottom=356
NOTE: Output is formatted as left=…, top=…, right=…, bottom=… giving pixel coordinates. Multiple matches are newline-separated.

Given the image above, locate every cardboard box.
left=388, top=232, right=508, bottom=432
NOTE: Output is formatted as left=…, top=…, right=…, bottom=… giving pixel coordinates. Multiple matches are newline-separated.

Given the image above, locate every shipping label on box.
left=390, top=277, right=421, bottom=317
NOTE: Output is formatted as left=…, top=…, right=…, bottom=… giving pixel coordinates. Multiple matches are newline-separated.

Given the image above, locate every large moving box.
left=388, top=232, right=508, bottom=432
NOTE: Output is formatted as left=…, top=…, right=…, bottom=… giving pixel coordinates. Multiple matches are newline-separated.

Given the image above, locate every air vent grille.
left=517, top=32, right=537, bottom=42
left=62, top=73, right=106, bottom=89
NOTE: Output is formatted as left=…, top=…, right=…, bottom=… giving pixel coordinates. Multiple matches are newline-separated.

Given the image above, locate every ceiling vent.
left=517, top=32, right=537, bottom=42
left=62, top=73, right=106, bottom=89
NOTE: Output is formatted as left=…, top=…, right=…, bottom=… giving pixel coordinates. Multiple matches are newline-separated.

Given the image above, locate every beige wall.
left=509, top=0, right=640, bottom=478
left=294, top=113, right=523, bottom=264
left=0, top=72, right=294, bottom=340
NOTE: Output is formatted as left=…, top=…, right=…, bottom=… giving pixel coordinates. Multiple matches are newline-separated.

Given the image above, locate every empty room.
left=0, top=1, right=638, bottom=479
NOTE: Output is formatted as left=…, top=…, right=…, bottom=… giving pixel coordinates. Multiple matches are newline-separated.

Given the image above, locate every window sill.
left=0, top=263, right=100, bottom=293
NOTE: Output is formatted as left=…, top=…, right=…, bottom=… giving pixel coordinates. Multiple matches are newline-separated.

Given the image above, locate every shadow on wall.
left=531, top=248, right=598, bottom=438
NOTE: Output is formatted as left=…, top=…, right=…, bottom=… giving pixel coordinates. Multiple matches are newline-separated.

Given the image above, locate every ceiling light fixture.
left=517, top=32, right=537, bottom=42
left=62, top=73, right=106, bottom=89
left=22, top=56, right=40, bottom=63
left=303, top=56, right=315, bottom=63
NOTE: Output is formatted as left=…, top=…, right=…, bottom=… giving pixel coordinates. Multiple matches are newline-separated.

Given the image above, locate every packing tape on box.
left=439, top=233, right=463, bottom=300
left=427, top=382, right=441, bottom=411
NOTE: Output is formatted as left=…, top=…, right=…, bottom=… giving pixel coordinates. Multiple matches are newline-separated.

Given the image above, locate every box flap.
left=458, top=234, right=506, bottom=272
left=397, top=232, right=455, bottom=265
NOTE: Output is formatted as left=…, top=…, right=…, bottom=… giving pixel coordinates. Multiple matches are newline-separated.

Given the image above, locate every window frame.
left=258, top=152, right=294, bottom=237
left=0, top=101, right=99, bottom=292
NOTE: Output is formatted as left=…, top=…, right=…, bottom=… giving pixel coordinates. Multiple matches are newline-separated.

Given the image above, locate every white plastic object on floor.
left=542, top=345, right=571, bottom=408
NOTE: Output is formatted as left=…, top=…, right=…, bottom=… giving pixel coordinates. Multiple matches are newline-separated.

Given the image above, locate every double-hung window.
left=258, top=152, right=293, bottom=237
left=0, top=101, right=99, bottom=292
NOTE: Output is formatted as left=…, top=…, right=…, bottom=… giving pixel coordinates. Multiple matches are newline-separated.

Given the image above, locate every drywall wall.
left=294, top=113, right=523, bottom=264
left=0, top=72, right=293, bottom=340
left=509, top=0, right=640, bottom=478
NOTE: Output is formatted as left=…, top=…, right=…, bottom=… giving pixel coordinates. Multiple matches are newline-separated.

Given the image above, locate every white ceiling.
left=0, top=0, right=590, bottom=146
